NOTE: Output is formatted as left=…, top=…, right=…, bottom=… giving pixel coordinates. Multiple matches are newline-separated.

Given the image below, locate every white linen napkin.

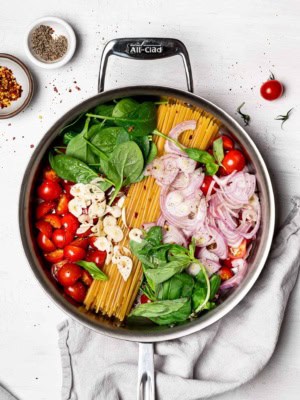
left=2, top=200, right=299, bottom=400
left=57, top=198, right=300, bottom=400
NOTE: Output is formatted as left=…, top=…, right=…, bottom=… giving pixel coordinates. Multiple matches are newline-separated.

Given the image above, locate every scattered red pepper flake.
left=0, top=66, right=22, bottom=109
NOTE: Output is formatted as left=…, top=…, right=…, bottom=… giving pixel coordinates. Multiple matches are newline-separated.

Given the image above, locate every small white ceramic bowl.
left=25, top=16, right=76, bottom=69
left=0, top=54, right=34, bottom=119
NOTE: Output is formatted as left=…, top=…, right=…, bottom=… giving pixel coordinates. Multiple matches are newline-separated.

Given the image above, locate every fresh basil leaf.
left=151, top=298, right=191, bottom=325
left=129, top=297, right=189, bottom=318
left=192, top=280, right=207, bottom=311
left=206, top=162, right=219, bottom=176
left=66, top=118, right=99, bottom=165
left=213, top=137, right=224, bottom=166
left=91, top=126, right=130, bottom=154
left=157, top=273, right=194, bottom=300
left=49, top=153, right=99, bottom=184
left=145, top=226, right=163, bottom=246
left=76, top=261, right=108, bottom=281
left=144, top=257, right=191, bottom=288
left=209, top=274, right=221, bottom=300
left=185, top=148, right=215, bottom=164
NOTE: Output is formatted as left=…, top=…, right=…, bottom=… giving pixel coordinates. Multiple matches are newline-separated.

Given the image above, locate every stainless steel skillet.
left=19, top=38, right=275, bottom=400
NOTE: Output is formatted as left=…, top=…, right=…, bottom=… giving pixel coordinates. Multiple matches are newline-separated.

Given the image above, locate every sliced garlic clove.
left=103, top=215, right=117, bottom=229
left=117, top=195, right=126, bottom=209
left=186, top=262, right=201, bottom=276
left=93, top=236, right=110, bottom=252
left=129, top=228, right=143, bottom=243
left=68, top=198, right=83, bottom=218
left=105, top=242, right=113, bottom=264
left=117, top=256, right=133, bottom=281
left=76, top=223, right=92, bottom=235
left=121, top=207, right=127, bottom=227
left=109, top=205, right=122, bottom=218
left=70, top=183, right=86, bottom=197
left=105, top=225, right=124, bottom=243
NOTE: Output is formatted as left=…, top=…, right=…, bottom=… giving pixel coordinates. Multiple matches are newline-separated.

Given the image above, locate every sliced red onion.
left=144, top=154, right=179, bottom=186
left=171, top=172, right=190, bottom=190
left=216, top=219, right=244, bottom=248
left=220, top=259, right=248, bottom=290
left=163, top=225, right=187, bottom=247
left=193, top=224, right=214, bottom=247
left=176, top=157, right=197, bottom=173
left=220, top=172, right=256, bottom=205
left=207, top=225, right=228, bottom=259
left=197, top=247, right=220, bottom=262
left=142, top=222, right=156, bottom=231
left=156, top=214, right=165, bottom=227
left=201, top=259, right=222, bottom=276
left=180, top=169, right=204, bottom=197
left=237, top=202, right=261, bottom=239
left=164, top=120, right=197, bottom=155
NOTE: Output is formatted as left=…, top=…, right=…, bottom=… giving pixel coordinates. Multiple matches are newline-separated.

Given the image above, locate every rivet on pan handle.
left=98, top=37, right=194, bottom=93
left=137, top=343, right=155, bottom=400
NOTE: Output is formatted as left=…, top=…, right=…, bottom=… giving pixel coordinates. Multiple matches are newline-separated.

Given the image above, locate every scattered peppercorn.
left=30, top=25, right=68, bottom=62
left=0, top=66, right=22, bottom=109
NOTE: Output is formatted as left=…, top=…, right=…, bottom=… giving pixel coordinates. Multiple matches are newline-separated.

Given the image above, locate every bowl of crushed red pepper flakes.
left=0, top=54, right=34, bottom=119
left=25, top=17, right=76, bottom=69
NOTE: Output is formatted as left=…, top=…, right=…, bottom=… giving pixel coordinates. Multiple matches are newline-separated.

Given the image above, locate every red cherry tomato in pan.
left=200, top=176, right=214, bottom=196
left=35, top=220, right=52, bottom=238
left=37, top=232, right=56, bottom=252
left=141, top=294, right=151, bottom=304
left=64, top=281, right=87, bottom=303
left=70, top=237, right=90, bottom=249
left=44, top=249, right=64, bottom=263
left=57, top=263, right=82, bottom=287
left=260, top=79, right=283, bottom=101
left=61, top=213, right=79, bottom=234
left=44, top=214, right=62, bottom=229
left=89, top=236, right=99, bottom=249
left=52, top=229, right=73, bottom=248
left=43, top=168, right=59, bottom=182
left=220, top=135, right=234, bottom=150
left=222, top=258, right=234, bottom=269
left=63, top=181, right=74, bottom=196
left=228, top=239, right=247, bottom=259
left=57, top=194, right=70, bottom=215
left=64, top=245, right=86, bottom=262
left=218, top=267, right=234, bottom=281
left=37, top=180, right=62, bottom=201
left=86, top=250, right=106, bottom=268
left=220, top=150, right=246, bottom=175
left=82, top=270, right=93, bottom=287
left=35, top=201, right=56, bottom=219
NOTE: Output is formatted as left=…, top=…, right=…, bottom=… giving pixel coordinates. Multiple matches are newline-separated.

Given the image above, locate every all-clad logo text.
left=127, top=43, right=163, bottom=54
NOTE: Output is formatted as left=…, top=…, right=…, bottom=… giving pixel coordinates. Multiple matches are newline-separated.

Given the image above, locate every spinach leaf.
left=110, top=141, right=144, bottom=186
left=94, top=104, right=115, bottom=118
left=132, top=135, right=150, bottom=161
left=209, top=274, right=221, bottom=300
left=157, top=273, right=194, bottom=300
left=146, top=142, right=158, bottom=165
left=49, top=153, right=100, bottom=184
left=213, top=137, right=224, bottom=166
left=91, top=126, right=130, bottom=154
left=76, top=261, right=108, bottom=281
left=63, top=131, right=78, bottom=145
left=66, top=118, right=99, bottom=165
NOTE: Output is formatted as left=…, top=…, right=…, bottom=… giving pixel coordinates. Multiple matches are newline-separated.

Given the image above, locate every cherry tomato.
left=260, top=79, right=283, bottom=101
left=218, top=267, right=234, bottom=281
left=228, top=239, right=247, bottom=259
left=51, top=260, right=68, bottom=280
left=44, top=249, right=64, bottom=263
left=63, top=181, right=74, bottom=196
left=219, top=135, right=234, bottom=151
left=200, top=176, right=214, bottom=196
left=52, top=229, right=73, bottom=248
left=36, top=201, right=56, bottom=219
left=70, top=237, right=90, bottom=249
left=57, top=194, right=70, bottom=215
left=35, top=220, right=52, bottom=238
left=220, top=150, right=246, bottom=175
left=61, top=213, right=79, bottom=234
left=64, top=282, right=87, bottom=303
left=222, top=258, right=234, bottom=269
left=57, top=263, right=82, bottom=287
left=44, top=214, right=62, bottom=229
left=82, top=270, right=93, bottom=286
left=37, top=180, right=62, bottom=201
left=89, top=236, right=99, bottom=249
left=43, top=167, right=59, bottom=182
left=37, top=232, right=56, bottom=252
left=141, top=294, right=151, bottom=304
left=64, top=245, right=86, bottom=262
left=86, top=250, right=106, bottom=267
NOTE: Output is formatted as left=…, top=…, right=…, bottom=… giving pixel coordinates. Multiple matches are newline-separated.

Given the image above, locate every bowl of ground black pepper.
left=25, top=17, right=76, bottom=69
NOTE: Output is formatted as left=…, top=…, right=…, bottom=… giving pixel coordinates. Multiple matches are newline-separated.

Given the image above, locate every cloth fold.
left=58, top=200, right=300, bottom=400
left=59, top=199, right=300, bottom=399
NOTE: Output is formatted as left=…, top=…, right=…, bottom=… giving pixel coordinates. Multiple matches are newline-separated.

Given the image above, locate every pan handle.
left=98, top=37, right=194, bottom=93
left=137, top=342, right=155, bottom=400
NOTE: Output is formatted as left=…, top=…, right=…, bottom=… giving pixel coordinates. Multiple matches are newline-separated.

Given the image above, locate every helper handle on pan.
left=138, top=343, right=155, bottom=400
left=98, top=37, right=194, bottom=93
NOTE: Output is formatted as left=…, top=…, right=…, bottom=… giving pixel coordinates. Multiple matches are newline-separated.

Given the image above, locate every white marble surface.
left=0, top=0, right=299, bottom=399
